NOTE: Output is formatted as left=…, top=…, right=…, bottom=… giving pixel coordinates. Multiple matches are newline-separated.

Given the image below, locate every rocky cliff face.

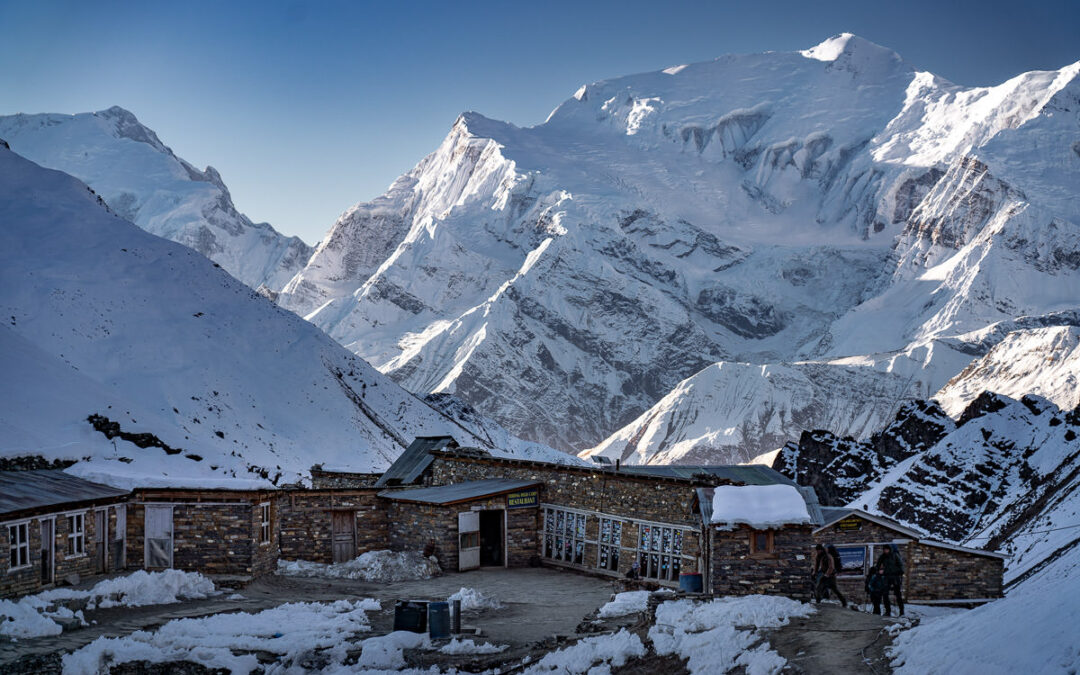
left=0, top=107, right=312, bottom=291
left=277, top=35, right=1080, bottom=460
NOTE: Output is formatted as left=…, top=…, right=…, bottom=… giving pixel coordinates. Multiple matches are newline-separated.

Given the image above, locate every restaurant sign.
left=507, top=488, right=539, bottom=509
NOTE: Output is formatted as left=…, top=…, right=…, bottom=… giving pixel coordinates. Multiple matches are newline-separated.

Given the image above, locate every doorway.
left=331, top=510, right=356, bottom=564
left=479, top=510, right=504, bottom=567
left=145, top=505, right=173, bottom=569
left=94, top=510, right=107, bottom=574
left=39, top=519, right=54, bottom=585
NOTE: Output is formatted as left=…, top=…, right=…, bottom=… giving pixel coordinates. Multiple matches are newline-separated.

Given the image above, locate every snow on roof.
left=710, top=484, right=811, bottom=529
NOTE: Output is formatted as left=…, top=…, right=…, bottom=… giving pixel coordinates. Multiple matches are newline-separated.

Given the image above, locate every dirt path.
left=766, top=604, right=897, bottom=674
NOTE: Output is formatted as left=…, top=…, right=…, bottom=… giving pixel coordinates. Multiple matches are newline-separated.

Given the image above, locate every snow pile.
left=62, top=598, right=380, bottom=674
left=355, top=630, right=430, bottom=670
left=521, top=629, right=645, bottom=674
left=649, top=596, right=815, bottom=674
left=448, top=587, right=503, bottom=611
left=436, top=637, right=508, bottom=655
left=0, top=570, right=215, bottom=639
left=597, top=590, right=651, bottom=618
left=277, top=550, right=441, bottom=582
left=710, top=485, right=810, bottom=529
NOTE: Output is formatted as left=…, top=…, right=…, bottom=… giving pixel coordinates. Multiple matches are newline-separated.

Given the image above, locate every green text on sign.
left=507, top=489, right=539, bottom=509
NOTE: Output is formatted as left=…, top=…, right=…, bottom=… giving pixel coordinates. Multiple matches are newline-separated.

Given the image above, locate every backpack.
left=867, top=572, right=885, bottom=593
left=829, top=548, right=843, bottom=575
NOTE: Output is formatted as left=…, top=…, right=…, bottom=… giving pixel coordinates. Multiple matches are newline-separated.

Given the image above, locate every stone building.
left=0, top=470, right=128, bottom=599
left=277, top=487, right=386, bottom=564
left=813, top=508, right=1006, bottom=604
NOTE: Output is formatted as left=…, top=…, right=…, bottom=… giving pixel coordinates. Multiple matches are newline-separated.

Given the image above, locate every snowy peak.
left=0, top=108, right=312, bottom=291
left=800, top=33, right=907, bottom=70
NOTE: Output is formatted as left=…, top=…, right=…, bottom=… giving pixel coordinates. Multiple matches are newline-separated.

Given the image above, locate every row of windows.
left=7, top=514, right=87, bottom=570
left=542, top=507, right=695, bottom=582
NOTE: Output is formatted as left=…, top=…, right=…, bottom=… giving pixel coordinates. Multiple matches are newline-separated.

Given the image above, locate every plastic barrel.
left=428, top=601, right=451, bottom=639
left=679, top=572, right=703, bottom=593
left=393, top=600, right=428, bottom=633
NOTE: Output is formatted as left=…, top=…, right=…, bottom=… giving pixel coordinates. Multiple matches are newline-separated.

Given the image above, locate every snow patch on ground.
left=0, top=570, right=214, bottom=639
left=649, top=595, right=815, bottom=674
left=436, top=637, right=508, bottom=655
left=277, top=550, right=441, bottom=583
left=62, top=598, right=381, bottom=675
left=447, top=587, right=503, bottom=611
left=597, top=590, right=651, bottom=618
left=520, top=629, right=645, bottom=674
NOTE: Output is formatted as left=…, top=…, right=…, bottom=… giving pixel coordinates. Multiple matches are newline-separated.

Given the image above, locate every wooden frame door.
left=144, top=505, right=173, bottom=569
left=331, top=510, right=355, bottom=564
left=458, top=511, right=480, bottom=571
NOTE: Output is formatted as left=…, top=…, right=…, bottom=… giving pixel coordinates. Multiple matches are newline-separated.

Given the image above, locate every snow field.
left=0, top=569, right=215, bottom=639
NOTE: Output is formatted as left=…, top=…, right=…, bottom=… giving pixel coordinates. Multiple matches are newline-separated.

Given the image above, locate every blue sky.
left=1, top=0, right=1077, bottom=244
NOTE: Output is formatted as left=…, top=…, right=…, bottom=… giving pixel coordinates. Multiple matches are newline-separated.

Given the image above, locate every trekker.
left=879, top=545, right=905, bottom=616
left=811, top=544, right=828, bottom=600
left=865, top=563, right=887, bottom=615
left=816, top=544, right=847, bottom=607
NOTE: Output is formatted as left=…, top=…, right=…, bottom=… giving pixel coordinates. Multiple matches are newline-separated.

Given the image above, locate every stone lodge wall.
left=710, top=525, right=814, bottom=599
left=387, top=501, right=459, bottom=570
left=310, top=469, right=382, bottom=489
left=1, top=506, right=110, bottom=599
left=429, top=456, right=703, bottom=527
left=906, top=542, right=1003, bottom=601
left=278, top=489, right=387, bottom=564
left=813, top=517, right=915, bottom=601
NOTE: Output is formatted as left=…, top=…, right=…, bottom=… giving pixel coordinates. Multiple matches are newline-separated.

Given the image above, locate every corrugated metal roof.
left=378, top=479, right=540, bottom=505
left=0, top=470, right=128, bottom=517
left=621, top=464, right=796, bottom=485
left=374, top=436, right=458, bottom=487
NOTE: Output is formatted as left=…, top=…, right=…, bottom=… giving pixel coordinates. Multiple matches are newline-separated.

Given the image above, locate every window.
left=68, top=513, right=85, bottom=556
left=597, top=517, right=622, bottom=571
left=8, top=523, right=29, bottom=569
left=749, top=529, right=775, bottom=556
left=543, top=507, right=587, bottom=565
left=259, top=502, right=271, bottom=545
left=637, top=524, right=685, bottom=581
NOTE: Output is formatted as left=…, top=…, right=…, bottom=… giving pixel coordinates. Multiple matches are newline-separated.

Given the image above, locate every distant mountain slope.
left=0, top=107, right=312, bottom=291
left=0, top=143, right=575, bottom=489
left=277, top=34, right=1080, bottom=458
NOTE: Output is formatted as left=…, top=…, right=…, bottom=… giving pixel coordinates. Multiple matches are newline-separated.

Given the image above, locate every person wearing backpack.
left=811, top=544, right=829, bottom=600
left=865, top=563, right=887, bottom=615
left=879, top=545, right=905, bottom=616
left=815, top=544, right=848, bottom=607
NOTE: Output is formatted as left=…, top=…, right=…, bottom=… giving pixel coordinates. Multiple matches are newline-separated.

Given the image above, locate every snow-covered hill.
left=0, top=143, right=576, bottom=488
left=0, top=107, right=312, bottom=291
left=277, top=34, right=1080, bottom=459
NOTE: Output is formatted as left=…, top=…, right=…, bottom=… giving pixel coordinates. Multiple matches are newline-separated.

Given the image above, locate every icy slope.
left=279, top=35, right=1080, bottom=456
left=0, top=145, right=571, bottom=488
left=0, top=107, right=312, bottom=291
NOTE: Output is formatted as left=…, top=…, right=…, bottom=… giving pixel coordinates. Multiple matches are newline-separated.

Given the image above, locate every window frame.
left=258, top=502, right=271, bottom=546
left=636, top=523, right=687, bottom=581
left=596, top=516, right=623, bottom=572
left=748, top=528, right=776, bottom=558
left=67, top=513, right=85, bottom=557
left=7, top=521, right=31, bottom=571
left=542, top=507, right=588, bottom=565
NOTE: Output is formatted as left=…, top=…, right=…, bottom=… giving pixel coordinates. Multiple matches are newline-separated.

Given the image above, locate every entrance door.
left=111, top=505, right=126, bottom=570
left=145, top=505, right=173, bottom=569
left=458, top=511, right=480, bottom=571
left=479, top=510, right=504, bottom=567
left=40, top=519, right=54, bottom=584
left=94, top=510, right=107, bottom=573
left=331, top=511, right=356, bottom=564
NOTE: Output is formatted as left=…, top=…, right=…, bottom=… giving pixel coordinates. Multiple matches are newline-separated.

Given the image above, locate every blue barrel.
left=679, top=572, right=703, bottom=593
left=428, top=601, right=450, bottom=639
left=393, top=600, right=428, bottom=633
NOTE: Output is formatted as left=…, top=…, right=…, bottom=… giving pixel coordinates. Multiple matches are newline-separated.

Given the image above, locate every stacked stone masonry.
left=278, top=489, right=388, bottom=564
left=710, top=525, right=815, bottom=599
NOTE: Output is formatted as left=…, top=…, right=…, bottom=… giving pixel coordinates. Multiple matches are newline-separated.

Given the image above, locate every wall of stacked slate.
left=710, top=525, right=814, bottom=599
left=1, top=505, right=113, bottom=599
left=277, top=490, right=386, bottom=564
left=309, top=470, right=382, bottom=489
left=906, top=542, right=1003, bottom=600
left=386, top=501, right=459, bottom=570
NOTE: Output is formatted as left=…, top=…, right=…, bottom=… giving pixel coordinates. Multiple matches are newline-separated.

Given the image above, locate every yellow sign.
left=836, top=517, right=862, bottom=531
left=507, top=489, right=538, bottom=509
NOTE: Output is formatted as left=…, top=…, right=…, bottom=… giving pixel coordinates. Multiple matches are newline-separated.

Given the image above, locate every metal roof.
left=378, top=478, right=541, bottom=505
left=374, top=436, right=458, bottom=487
left=621, top=464, right=796, bottom=486
left=0, top=470, right=128, bottom=518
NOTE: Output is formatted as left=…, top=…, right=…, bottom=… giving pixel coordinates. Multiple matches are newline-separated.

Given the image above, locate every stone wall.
left=906, top=542, right=1003, bottom=601
left=278, top=489, right=387, bottom=564
left=310, top=469, right=382, bottom=489
left=710, top=525, right=814, bottom=599
left=812, top=516, right=915, bottom=601
left=1, top=504, right=116, bottom=599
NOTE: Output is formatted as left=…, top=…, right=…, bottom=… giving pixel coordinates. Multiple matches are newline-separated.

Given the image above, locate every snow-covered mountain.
left=0, top=142, right=577, bottom=489
left=276, top=34, right=1080, bottom=459
left=775, top=390, right=1080, bottom=593
left=0, top=107, right=312, bottom=291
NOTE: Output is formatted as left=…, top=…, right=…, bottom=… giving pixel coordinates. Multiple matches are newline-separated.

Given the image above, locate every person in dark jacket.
left=879, top=546, right=905, bottom=616
left=816, top=544, right=847, bottom=607
left=811, top=544, right=828, bottom=600
left=865, top=563, right=887, bottom=615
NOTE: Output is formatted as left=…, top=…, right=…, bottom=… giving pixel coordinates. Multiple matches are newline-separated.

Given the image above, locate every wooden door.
left=111, top=505, right=126, bottom=570
left=145, top=505, right=173, bottom=569
left=94, top=510, right=107, bottom=573
left=331, top=511, right=355, bottom=564
left=458, top=511, right=480, bottom=571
